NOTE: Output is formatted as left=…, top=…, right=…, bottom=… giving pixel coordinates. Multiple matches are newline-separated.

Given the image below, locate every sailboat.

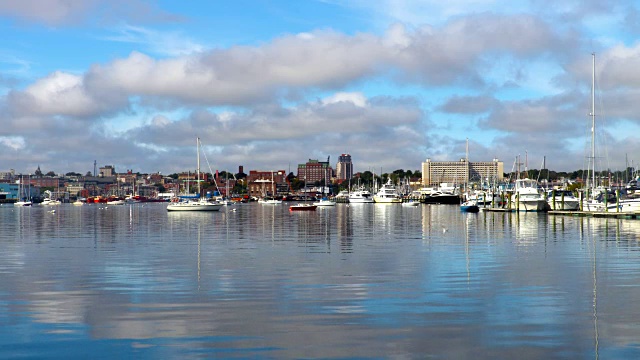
left=578, top=53, right=639, bottom=212
left=460, top=138, right=479, bottom=213
left=167, top=138, right=223, bottom=212
left=258, top=171, right=282, bottom=204
left=313, top=161, right=335, bottom=207
left=14, top=175, right=33, bottom=206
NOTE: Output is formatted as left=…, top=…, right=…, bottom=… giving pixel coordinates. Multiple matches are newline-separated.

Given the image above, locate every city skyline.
left=1, top=1, right=640, bottom=175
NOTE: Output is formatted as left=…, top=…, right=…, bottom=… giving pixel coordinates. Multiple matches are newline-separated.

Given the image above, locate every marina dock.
left=481, top=207, right=640, bottom=219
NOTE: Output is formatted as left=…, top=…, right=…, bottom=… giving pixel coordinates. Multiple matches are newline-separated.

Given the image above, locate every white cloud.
left=321, top=92, right=368, bottom=107
left=0, top=136, right=25, bottom=151
left=7, top=71, right=124, bottom=118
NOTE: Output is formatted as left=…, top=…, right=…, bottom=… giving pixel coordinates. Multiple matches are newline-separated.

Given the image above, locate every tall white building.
left=421, top=158, right=504, bottom=187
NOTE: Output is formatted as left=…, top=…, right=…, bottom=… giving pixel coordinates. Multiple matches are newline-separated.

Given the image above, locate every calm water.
left=2, top=202, right=640, bottom=359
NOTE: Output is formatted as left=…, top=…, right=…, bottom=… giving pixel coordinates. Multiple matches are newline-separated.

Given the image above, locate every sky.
left=1, top=0, right=640, bottom=176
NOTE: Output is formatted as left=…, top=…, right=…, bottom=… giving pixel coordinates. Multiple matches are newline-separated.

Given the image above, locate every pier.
left=548, top=210, right=640, bottom=219
left=480, top=207, right=640, bottom=219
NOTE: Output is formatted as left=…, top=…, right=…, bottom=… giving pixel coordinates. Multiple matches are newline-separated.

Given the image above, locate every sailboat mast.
left=197, top=137, right=201, bottom=196
left=591, top=53, right=596, bottom=189
left=465, top=138, right=469, bottom=193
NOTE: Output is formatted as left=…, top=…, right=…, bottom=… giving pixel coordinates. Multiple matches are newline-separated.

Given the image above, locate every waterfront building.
left=421, top=158, right=504, bottom=187
left=29, top=176, right=60, bottom=188
left=99, top=165, right=115, bottom=177
left=0, top=183, right=18, bottom=201
left=297, top=159, right=333, bottom=184
left=247, top=170, right=287, bottom=198
left=336, top=154, right=353, bottom=181
left=0, top=181, right=39, bottom=201
left=148, top=173, right=164, bottom=184
left=66, top=184, right=85, bottom=197
left=0, top=170, right=15, bottom=181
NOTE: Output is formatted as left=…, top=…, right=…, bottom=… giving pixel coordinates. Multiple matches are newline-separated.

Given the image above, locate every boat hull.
left=606, top=198, right=640, bottom=213
left=289, top=204, right=317, bottom=211
left=313, top=199, right=336, bottom=206
left=460, top=205, right=480, bottom=213
left=510, top=200, right=548, bottom=212
left=167, top=202, right=222, bottom=211
left=349, top=190, right=374, bottom=203
left=423, top=195, right=460, bottom=204
left=373, top=196, right=402, bottom=203
left=349, top=197, right=374, bottom=203
left=548, top=199, right=580, bottom=211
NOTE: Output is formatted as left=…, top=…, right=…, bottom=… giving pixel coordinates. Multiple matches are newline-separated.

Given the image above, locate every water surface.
left=1, top=202, right=640, bottom=359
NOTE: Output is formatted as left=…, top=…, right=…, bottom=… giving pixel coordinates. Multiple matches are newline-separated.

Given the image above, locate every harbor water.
left=2, top=202, right=640, bottom=359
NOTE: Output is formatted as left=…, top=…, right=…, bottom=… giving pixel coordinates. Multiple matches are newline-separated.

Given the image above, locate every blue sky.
left=1, top=0, right=640, bottom=175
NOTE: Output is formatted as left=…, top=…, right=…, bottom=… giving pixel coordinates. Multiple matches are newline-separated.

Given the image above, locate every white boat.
left=349, top=187, right=374, bottom=203
left=467, top=191, right=494, bottom=206
left=335, top=190, right=350, bottom=200
left=42, top=198, right=61, bottom=206
left=167, top=137, right=223, bottom=212
left=373, top=179, right=402, bottom=203
left=547, top=189, right=580, bottom=211
left=72, top=200, right=84, bottom=206
left=510, top=178, right=548, bottom=212
left=14, top=200, right=32, bottom=207
left=124, top=195, right=141, bottom=204
left=607, top=198, right=640, bottom=213
left=14, top=175, right=33, bottom=206
left=41, top=190, right=61, bottom=205
left=167, top=197, right=222, bottom=211
left=106, top=199, right=125, bottom=205
left=313, top=198, right=336, bottom=206
left=258, top=197, right=282, bottom=204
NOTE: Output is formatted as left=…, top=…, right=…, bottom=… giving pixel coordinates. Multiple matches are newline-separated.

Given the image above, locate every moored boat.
left=106, top=196, right=126, bottom=205
left=14, top=199, right=32, bottom=207
left=259, top=197, right=283, bottom=204
left=510, top=178, right=548, bottom=212
left=313, top=198, right=336, bottom=206
left=460, top=200, right=479, bottom=213
left=373, top=179, right=402, bottom=203
left=167, top=197, right=223, bottom=211
left=349, top=187, right=374, bottom=203
left=166, top=137, right=223, bottom=212
left=289, top=203, right=317, bottom=211
left=547, top=189, right=580, bottom=210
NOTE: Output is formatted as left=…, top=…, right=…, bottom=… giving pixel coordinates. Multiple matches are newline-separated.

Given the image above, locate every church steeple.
left=35, top=165, right=43, bottom=177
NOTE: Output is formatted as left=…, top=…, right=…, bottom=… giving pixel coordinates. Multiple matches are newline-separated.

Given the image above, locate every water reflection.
left=2, top=204, right=640, bottom=358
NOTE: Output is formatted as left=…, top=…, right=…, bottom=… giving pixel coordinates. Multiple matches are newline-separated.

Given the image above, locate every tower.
left=336, top=154, right=353, bottom=180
